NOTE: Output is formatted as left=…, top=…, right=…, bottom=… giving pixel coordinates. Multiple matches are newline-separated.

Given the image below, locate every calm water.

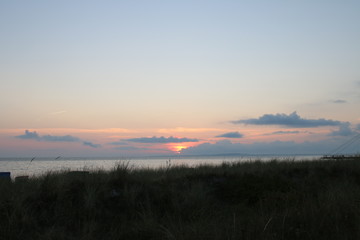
left=0, top=155, right=321, bottom=179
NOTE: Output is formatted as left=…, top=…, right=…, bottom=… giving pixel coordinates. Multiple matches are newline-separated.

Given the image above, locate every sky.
left=1, top=0, right=360, bottom=157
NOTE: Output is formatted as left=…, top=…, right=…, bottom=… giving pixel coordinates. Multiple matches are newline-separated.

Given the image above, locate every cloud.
left=357, top=124, right=360, bottom=131
left=269, top=131, right=301, bottom=135
left=231, top=112, right=343, bottom=128
left=16, top=130, right=40, bottom=140
left=15, top=130, right=101, bottom=148
left=215, top=132, right=244, bottom=138
left=332, top=99, right=347, bottom=104
left=125, top=136, right=199, bottom=143
left=16, top=130, right=79, bottom=142
left=83, top=141, right=101, bottom=148
left=328, top=123, right=357, bottom=137
left=181, top=138, right=358, bottom=156
left=42, top=135, right=80, bottom=142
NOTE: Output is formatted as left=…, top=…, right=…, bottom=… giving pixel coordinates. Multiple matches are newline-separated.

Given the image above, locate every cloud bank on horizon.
left=180, top=138, right=360, bottom=156
left=16, top=130, right=101, bottom=148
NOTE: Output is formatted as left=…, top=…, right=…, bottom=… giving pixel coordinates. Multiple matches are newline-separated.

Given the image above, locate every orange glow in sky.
left=166, top=142, right=199, bottom=153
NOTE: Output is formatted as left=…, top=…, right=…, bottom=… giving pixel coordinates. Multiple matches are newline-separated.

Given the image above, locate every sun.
left=167, top=142, right=199, bottom=154
left=173, top=145, right=187, bottom=153
left=167, top=143, right=188, bottom=153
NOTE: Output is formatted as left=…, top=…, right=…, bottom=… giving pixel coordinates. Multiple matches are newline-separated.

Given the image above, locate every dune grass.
left=1, top=156, right=360, bottom=239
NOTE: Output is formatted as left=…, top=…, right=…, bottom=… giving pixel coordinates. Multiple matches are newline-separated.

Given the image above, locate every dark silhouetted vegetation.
left=1, top=156, right=360, bottom=239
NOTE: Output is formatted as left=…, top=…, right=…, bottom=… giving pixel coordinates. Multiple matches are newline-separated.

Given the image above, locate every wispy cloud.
left=82, top=141, right=101, bottom=148
left=15, top=130, right=101, bottom=148
left=125, top=136, right=199, bottom=143
left=268, top=131, right=301, bottom=135
left=215, top=132, right=244, bottom=138
left=331, top=99, right=347, bottom=104
left=231, top=112, right=343, bottom=128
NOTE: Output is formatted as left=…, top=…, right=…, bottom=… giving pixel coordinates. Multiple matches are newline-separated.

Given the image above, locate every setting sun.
left=174, top=145, right=187, bottom=153
left=166, top=142, right=199, bottom=153
left=167, top=144, right=187, bottom=153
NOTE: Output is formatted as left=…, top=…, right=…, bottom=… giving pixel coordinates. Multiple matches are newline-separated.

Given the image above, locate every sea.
left=0, top=155, right=321, bottom=179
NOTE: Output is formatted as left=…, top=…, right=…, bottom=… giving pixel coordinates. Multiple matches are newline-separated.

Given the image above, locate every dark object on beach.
left=0, top=172, right=11, bottom=181
left=15, top=176, right=29, bottom=182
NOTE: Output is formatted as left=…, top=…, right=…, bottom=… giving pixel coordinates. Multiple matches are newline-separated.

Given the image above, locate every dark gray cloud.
left=264, top=130, right=314, bottom=136
left=328, top=123, right=357, bottom=137
left=268, top=131, right=301, bottom=135
left=16, top=130, right=80, bottom=142
left=42, top=135, right=80, bottom=142
left=83, top=141, right=101, bottom=148
left=125, top=136, right=199, bottom=143
left=16, top=130, right=101, bottom=148
left=181, top=138, right=358, bottom=156
left=16, top=130, right=40, bottom=140
left=332, top=99, right=347, bottom=104
left=231, top=112, right=343, bottom=128
left=215, top=132, right=244, bottom=138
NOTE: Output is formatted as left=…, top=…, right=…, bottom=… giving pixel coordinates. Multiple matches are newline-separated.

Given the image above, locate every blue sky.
left=1, top=1, right=360, bottom=157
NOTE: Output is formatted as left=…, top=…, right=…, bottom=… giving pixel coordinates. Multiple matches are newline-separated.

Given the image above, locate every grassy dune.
left=1, top=157, right=360, bottom=240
